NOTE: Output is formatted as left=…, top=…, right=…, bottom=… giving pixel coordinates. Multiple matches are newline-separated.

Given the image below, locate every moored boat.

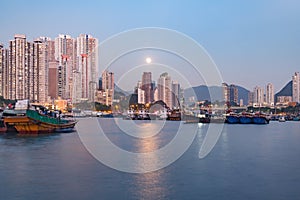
left=2, top=106, right=77, bottom=135
left=0, top=119, right=7, bottom=133
left=158, top=109, right=168, bottom=120
left=252, top=113, right=269, bottom=124
left=199, top=115, right=210, bottom=123
left=167, top=109, right=181, bottom=121
left=226, top=114, right=240, bottom=124
left=278, top=116, right=286, bottom=122
left=198, top=109, right=211, bottom=123
left=239, top=113, right=253, bottom=124
left=293, top=116, right=300, bottom=121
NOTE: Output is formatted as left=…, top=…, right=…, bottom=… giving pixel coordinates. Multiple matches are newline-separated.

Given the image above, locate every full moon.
left=146, top=57, right=152, bottom=64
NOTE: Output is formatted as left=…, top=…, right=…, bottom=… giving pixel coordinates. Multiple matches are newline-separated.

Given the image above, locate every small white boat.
left=158, top=109, right=168, bottom=120
left=278, top=116, right=286, bottom=122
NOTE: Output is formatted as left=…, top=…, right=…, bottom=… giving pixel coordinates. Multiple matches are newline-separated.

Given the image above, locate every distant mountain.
left=184, top=85, right=219, bottom=102
left=275, top=81, right=292, bottom=102
left=237, top=86, right=249, bottom=105
left=114, top=84, right=130, bottom=96
left=184, top=85, right=249, bottom=104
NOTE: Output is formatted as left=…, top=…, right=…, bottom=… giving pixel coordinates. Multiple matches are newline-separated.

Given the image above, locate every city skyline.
left=0, top=34, right=98, bottom=104
left=0, top=33, right=298, bottom=106
left=1, top=1, right=300, bottom=91
left=0, top=31, right=297, bottom=94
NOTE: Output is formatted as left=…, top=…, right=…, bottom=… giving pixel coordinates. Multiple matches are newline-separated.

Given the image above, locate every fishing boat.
left=2, top=103, right=77, bottom=135
left=0, top=119, right=7, bottom=133
left=158, top=109, right=168, bottom=120
left=199, top=115, right=211, bottom=123
left=293, top=116, right=300, bottom=121
left=252, top=113, right=270, bottom=124
left=167, top=109, right=181, bottom=121
left=198, top=109, right=211, bottom=123
left=239, top=112, right=253, bottom=124
left=225, top=113, right=240, bottom=124
left=0, top=109, right=7, bottom=133
left=278, top=116, right=286, bottom=122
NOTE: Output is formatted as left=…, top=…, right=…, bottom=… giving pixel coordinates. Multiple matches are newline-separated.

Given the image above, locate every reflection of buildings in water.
left=220, top=126, right=229, bottom=159
left=132, top=169, right=169, bottom=200
left=131, top=122, right=169, bottom=199
left=134, top=138, right=168, bottom=199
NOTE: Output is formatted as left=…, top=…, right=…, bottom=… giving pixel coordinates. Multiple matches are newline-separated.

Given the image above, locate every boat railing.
left=26, top=109, right=69, bottom=125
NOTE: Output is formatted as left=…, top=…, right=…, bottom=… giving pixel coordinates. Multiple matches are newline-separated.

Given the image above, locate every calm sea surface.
left=1, top=119, right=300, bottom=200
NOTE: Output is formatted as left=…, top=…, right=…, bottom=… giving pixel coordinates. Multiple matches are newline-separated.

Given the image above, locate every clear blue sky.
left=1, top=0, right=299, bottom=92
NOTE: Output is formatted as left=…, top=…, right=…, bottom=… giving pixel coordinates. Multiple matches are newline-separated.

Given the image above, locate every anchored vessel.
left=225, top=112, right=269, bottom=124
left=1, top=103, right=77, bottom=135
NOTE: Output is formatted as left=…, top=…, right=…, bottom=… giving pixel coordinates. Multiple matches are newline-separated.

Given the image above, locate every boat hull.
left=252, top=117, right=269, bottom=124
left=0, top=120, right=7, bottom=133
left=3, top=113, right=76, bottom=135
left=226, top=116, right=240, bottom=124
left=199, top=117, right=210, bottom=123
left=239, top=116, right=252, bottom=124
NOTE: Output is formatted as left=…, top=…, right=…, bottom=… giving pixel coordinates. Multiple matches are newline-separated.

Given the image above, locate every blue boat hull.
left=226, top=116, right=239, bottom=124
left=239, top=116, right=252, bottom=124
left=252, top=117, right=269, bottom=124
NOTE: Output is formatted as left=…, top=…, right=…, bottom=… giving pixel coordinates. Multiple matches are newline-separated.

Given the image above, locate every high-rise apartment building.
left=137, top=88, right=145, bottom=104
left=248, top=91, right=254, bottom=106
left=253, top=86, right=264, bottom=106
left=0, top=44, right=8, bottom=97
left=0, top=44, right=2, bottom=96
left=222, top=83, right=238, bottom=105
left=1, top=34, right=99, bottom=104
left=153, top=87, right=158, bottom=102
left=141, top=72, right=153, bottom=103
left=222, top=83, right=230, bottom=102
left=136, top=81, right=144, bottom=104
left=266, top=83, right=274, bottom=106
left=102, top=70, right=114, bottom=91
left=8, top=34, right=27, bottom=100
left=44, top=38, right=58, bottom=100
left=157, top=72, right=172, bottom=108
left=2, top=35, right=49, bottom=103
left=55, top=34, right=76, bottom=100
left=95, top=70, right=114, bottom=106
left=75, top=34, right=98, bottom=102
left=292, top=72, right=300, bottom=103
left=32, top=38, right=50, bottom=103
left=229, top=84, right=238, bottom=105
left=48, top=61, right=59, bottom=100
left=171, top=81, right=180, bottom=108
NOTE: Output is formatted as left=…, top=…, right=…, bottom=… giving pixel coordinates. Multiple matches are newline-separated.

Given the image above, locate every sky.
left=1, top=0, right=300, bottom=92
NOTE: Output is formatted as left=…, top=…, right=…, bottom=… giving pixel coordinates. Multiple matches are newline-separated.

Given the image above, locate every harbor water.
left=1, top=119, right=300, bottom=200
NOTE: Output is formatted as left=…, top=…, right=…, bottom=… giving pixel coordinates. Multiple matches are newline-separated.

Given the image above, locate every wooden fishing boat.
left=2, top=109, right=77, bottom=135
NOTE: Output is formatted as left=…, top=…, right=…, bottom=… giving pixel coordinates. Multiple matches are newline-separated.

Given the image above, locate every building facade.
left=248, top=91, right=254, bottom=106
left=0, top=44, right=8, bottom=97
left=55, top=34, right=77, bottom=100
left=171, top=81, right=180, bottom=108
left=266, top=83, right=274, bottom=106
left=1, top=35, right=50, bottom=103
left=253, top=86, right=264, bottom=107
left=277, top=96, right=292, bottom=105
left=8, top=34, right=27, bottom=100
left=157, top=72, right=172, bottom=108
left=229, top=84, right=238, bottom=105
left=141, top=72, right=153, bottom=104
left=292, top=72, right=300, bottom=103
left=222, top=83, right=238, bottom=105
left=75, top=34, right=98, bottom=102
left=137, top=88, right=145, bottom=104
left=1, top=33, right=99, bottom=105
left=96, top=70, right=114, bottom=106
left=222, top=83, right=230, bottom=102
